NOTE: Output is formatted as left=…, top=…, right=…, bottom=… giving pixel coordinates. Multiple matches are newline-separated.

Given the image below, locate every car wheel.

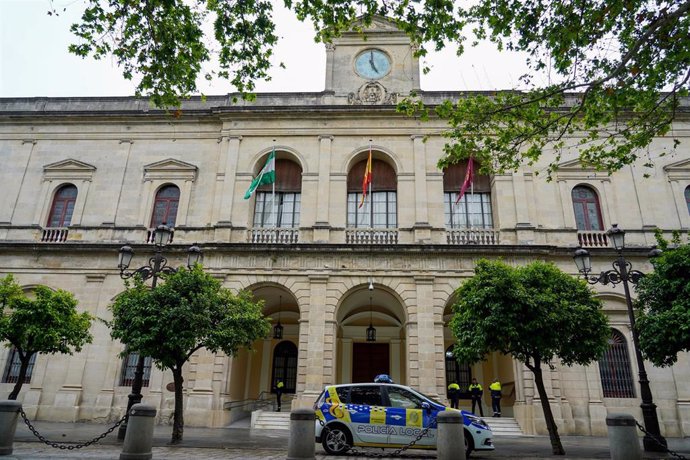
left=322, top=424, right=352, bottom=455
left=464, top=429, right=474, bottom=458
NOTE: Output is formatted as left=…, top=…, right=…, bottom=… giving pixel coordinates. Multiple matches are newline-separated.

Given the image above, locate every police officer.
left=468, top=378, right=484, bottom=416
left=275, top=380, right=285, bottom=412
left=447, top=381, right=460, bottom=409
left=489, top=378, right=502, bottom=417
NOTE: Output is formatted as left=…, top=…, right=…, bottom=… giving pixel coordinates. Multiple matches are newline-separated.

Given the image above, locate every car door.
left=346, top=385, right=388, bottom=446
left=384, top=386, right=439, bottom=447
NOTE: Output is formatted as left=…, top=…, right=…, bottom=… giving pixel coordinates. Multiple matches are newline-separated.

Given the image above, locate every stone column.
left=1, top=140, right=36, bottom=224
left=217, top=135, right=242, bottom=226
left=341, top=338, right=353, bottom=383
left=293, top=275, right=330, bottom=408
left=314, top=135, right=333, bottom=242
left=186, top=349, right=217, bottom=426
left=324, top=43, right=335, bottom=92
left=413, top=276, right=440, bottom=398
left=259, top=338, right=273, bottom=393
left=411, top=135, right=431, bottom=243
left=512, top=172, right=535, bottom=244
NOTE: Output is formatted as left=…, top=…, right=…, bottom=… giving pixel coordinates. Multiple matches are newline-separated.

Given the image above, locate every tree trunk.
left=170, top=365, right=185, bottom=444
left=8, top=353, right=33, bottom=400
left=531, top=361, right=565, bottom=455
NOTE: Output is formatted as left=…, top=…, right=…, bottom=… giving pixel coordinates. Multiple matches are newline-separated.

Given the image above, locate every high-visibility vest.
left=469, top=383, right=483, bottom=394
left=277, top=381, right=284, bottom=389
left=490, top=381, right=501, bottom=392
left=448, top=383, right=460, bottom=391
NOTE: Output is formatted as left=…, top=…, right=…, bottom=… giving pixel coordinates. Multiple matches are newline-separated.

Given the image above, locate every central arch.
left=335, top=283, right=407, bottom=384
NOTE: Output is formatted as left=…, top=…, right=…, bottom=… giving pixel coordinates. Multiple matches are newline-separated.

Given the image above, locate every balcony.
left=577, top=231, right=608, bottom=248
left=41, top=227, right=69, bottom=243
left=248, top=227, right=300, bottom=244
left=346, top=228, right=399, bottom=245
left=446, top=228, right=500, bottom=245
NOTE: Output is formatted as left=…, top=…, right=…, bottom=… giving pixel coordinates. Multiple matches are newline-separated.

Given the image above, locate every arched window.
left=2, top=347, right=37, bottom=384
left=443, top=161, right=492, bottom=229
left=47, top=184, right=78, bottom=227
left=271, top=341, right=298, bottom=393
left=599, top=329, right=635, bottom=398
left=347, top=157, right=397, bottom=228
left=151, top=185, right=180, bottom=227
left=119, top=351, right=152, bottom=387
left=445, top=346, right=472, bottom=399
left=572, top=185, right=604, bottom=230
left=253, top=159, right=302, bottom=228
left=685, top=185, right=690, bottom=215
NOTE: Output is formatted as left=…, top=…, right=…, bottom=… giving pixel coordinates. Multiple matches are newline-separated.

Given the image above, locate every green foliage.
left=110, top=265, right=270, bottom=370
left=0, top=274, right=93, bottom=399
left=0, top=275, right=93, bottom=356
left=68, top=1, right=688, bottom=175
left=449, top=260, right=609, bottom=369
left=636, top=243, right=690, bottom=367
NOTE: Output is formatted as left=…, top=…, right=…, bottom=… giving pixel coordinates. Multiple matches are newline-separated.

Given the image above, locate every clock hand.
left=369, top=55, right=379, bottom=73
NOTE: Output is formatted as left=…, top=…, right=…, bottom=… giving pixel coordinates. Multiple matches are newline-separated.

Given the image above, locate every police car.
left=314, top=382, right=494, bottom=457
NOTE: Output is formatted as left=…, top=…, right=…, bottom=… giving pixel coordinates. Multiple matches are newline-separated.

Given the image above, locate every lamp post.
left=115, top=224, right=202, bottom=440
left=573, top=224, right=666, bottom=452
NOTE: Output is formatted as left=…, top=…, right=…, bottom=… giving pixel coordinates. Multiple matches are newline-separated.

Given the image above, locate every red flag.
left=359, top=148, right=373, bottom=208
left=454, top=157, right=474, bottom=205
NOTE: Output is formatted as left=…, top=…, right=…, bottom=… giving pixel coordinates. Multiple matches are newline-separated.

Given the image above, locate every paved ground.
left=5, top=419, right=690, bottom=459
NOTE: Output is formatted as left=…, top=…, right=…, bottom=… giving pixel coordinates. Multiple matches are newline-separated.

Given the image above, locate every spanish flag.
left=359, top=148, right=373, bottom=208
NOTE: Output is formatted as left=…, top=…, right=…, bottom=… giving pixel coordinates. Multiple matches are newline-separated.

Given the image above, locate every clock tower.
left=324, top=16, right=421, bottom=104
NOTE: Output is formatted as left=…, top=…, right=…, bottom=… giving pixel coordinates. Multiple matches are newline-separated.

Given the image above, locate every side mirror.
left=421, top=401, right=431, bottom=415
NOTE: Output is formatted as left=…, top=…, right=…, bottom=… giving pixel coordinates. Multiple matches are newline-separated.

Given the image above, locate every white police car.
left=314, top=382, right=494, bottom=457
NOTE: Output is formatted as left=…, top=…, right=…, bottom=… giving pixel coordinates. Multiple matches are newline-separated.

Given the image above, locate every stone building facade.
left=1, top=17, right=689, bottom=437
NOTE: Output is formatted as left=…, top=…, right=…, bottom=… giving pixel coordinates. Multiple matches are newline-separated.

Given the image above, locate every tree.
left=66, top=1, right=688, bottom=175
left=0, top=274, right=93, bottom=400
left=110, top=265, right=271, bottom=444
left=636, top=236, right=690, bottom=367
left=449, top=260, right=609, bottom=455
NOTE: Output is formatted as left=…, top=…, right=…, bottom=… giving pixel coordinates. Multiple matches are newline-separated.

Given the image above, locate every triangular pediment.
left=663, top=158, right=690, bottom=171
left=663, top=158, right=690, bottom=180
left=144, top=158, right=197, bottom=181
left=43, top=159, right=96, bottom=181
left=555, top=159, right=611, bottom=181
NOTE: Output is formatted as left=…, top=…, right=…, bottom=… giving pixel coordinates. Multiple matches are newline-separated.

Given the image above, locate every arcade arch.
left=335, top=284, right=407, bottom=384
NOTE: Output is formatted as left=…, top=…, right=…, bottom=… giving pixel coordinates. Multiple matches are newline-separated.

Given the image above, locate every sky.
left=0, top=0, right=537, bottom=98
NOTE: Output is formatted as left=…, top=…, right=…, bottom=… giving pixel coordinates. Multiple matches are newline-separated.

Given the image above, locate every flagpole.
left=272, top=140, right=276, bottom=229
left=368, top=140, right=372, bottom=228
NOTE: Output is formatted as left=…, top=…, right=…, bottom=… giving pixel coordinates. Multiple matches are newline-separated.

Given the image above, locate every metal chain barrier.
left=19, top=408, right=127, bottom=450
left=318, top=413, right=438, bottom=458
left=635, top=420, right=687, bottom=460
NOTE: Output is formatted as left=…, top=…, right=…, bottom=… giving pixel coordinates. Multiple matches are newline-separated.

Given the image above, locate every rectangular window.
left=253, top=192, right=301, bottom=228
left=2, top=347, right=36, bottom=384
left=119, top=352, right=152, bottom=387
left=347, top=192, right=397, bottom=228
left=444, top=192, right=493, bottom=229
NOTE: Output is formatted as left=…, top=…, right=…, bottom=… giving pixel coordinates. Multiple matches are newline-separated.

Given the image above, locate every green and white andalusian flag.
left=244, top=150, right=276, bottom=199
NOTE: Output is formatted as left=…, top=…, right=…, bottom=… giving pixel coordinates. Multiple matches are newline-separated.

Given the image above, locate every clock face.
left=355, top=49, right=391, bottom=80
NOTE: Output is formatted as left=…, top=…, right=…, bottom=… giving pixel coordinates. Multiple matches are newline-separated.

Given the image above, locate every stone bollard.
left=437, top=410, right=466, bottom=460
left=286, top=408, right=315, bottom=460
left=607, top=413, right=642, bottom=460
left=0, top=400, right=22, bottom=456
left=120, top=404, right=157, bottom=460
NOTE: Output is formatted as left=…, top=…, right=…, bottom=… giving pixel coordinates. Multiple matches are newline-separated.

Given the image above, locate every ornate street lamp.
left=115, top=224, right=202, bottom=440
left=573, top=224, right=666, bottom=452
left=366, top=280, right=376, bottom=342
left=273, top=296, right=284, bottom=339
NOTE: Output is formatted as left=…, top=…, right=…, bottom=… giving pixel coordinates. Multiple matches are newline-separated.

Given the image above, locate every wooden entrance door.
left=352, top=343, right=389, bottom=383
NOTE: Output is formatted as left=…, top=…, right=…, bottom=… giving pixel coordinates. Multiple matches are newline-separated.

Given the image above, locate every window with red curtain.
left=443, top=161, right=492, bottom=229
left=150, top=185, right=180, bottom=227
left=347, top=157, right=397, bottom=228
left=47, top=184, right=78, bottom=227
left=253, top=159, right=302, bottom=228
left=572, top=185, right=604, bottom=230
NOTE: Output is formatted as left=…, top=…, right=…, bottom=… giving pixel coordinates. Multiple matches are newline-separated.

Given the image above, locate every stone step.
left=484, top=417, right=525, bottom=436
